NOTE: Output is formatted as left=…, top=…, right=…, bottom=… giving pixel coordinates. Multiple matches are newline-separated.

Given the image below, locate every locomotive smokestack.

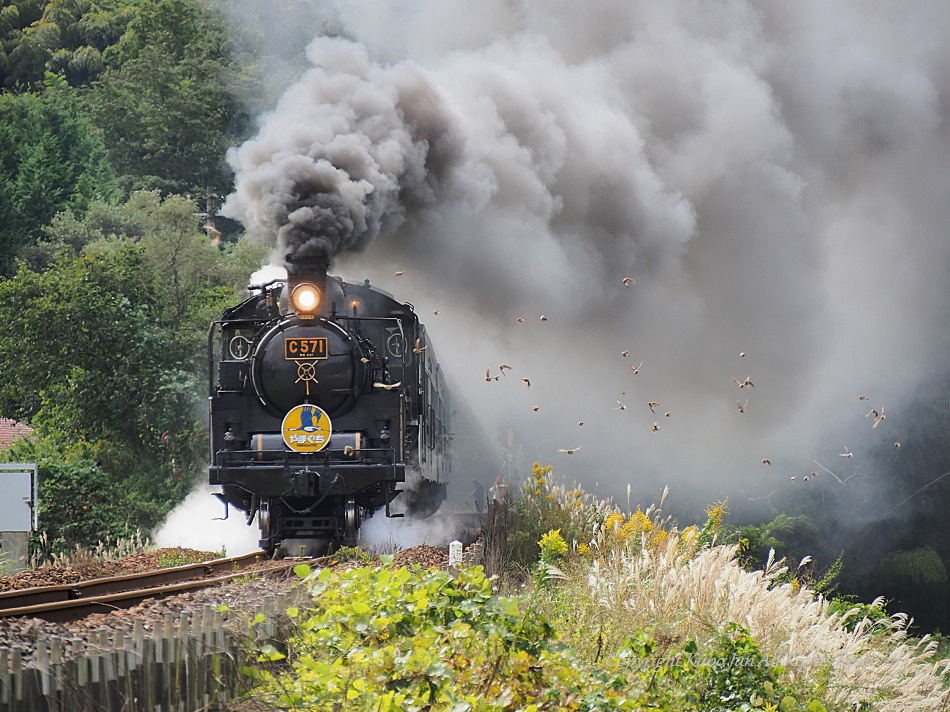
left=283, top=249, right=345, bottom=318
left=285, top=251, right=330, bottom=281
left=285, top=251, right=330, bottom=308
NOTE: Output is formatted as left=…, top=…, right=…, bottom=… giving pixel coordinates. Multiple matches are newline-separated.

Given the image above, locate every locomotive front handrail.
left=214, top=445, right=399, bottom=468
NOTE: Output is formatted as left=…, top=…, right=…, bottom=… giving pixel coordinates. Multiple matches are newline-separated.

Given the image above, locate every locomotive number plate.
left=284, top=337, right=328, bottom=360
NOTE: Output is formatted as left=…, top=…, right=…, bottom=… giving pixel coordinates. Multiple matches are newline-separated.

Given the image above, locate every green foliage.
left=333, top=545, right=373, bottom=564
left=481, top=462, right=598, bottom=576
left=0, top=196, right=266, bottom=550
left=0, top=241, right=193, bottom=449
left=0, top=86, right=116, bottom=276
left=873, top=547, right=948, bottom=631
left=0, top=0, right=141, bottom=90
left=155, top=547, right=215, bottom=568
left=1, top=0, right=256, bottom=202
left=826, top=596, right=890, bottom=633
left=83, top=0, right=250, bottom=196
left=731, top=513, right=822, bottom=572
left=238, top=564, right=824, bottom=712
left=3, top=432, right=165, bottom=557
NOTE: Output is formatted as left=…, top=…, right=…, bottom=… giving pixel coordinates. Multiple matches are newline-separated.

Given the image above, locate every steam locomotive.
left=208, top=254, right=451, bottom=552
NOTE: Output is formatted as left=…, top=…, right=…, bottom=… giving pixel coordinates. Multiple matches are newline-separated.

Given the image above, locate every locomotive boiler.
left=208, top=253, right=451, bottom=552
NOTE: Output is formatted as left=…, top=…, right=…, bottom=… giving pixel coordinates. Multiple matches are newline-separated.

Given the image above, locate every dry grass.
left=498, top=469, right=950, bottom=710
left=30, top=529, right=153, bottom=568
left=582, top=534, right=950, bottom=710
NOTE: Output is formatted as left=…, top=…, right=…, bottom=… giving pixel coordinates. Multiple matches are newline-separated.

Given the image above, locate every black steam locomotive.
left=208, top=254, right=451, bottom=552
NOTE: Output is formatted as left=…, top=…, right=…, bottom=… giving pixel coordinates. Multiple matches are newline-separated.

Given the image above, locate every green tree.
left=0, top=194, right=267, bottom=548
left=873, top=547, right=949, bottom=632
left=85, top=0, right=250, bottom=196
left=0, top=243, right=188, bottom=455
left=0, top=83, right=116, bottom=276
left=1, top=432, right=164, bottom=555
left=1, top=0, right=142, bottom=90
left=0, top=0, right=47, bottom=89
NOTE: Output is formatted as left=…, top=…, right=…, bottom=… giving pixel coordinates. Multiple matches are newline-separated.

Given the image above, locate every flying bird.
left=532, top=405, right=541, bottom=412
left=360, top=357, right=370, bottom=363
left=737, top=400, right=748, bottom=413
left=648, top=401, right=661, bottom=413
left=558, top=446, right=582, bottom=455
left=521, top=378, right=531, bottom=388
left=373, top=381, right=402, bottom=390
left=652, top=423, right=661, bottom=432
left=485, top=369, right=501, bottom=382
left=621, top=350, right=630, bottom=358
left=578, top=421, right=584, bottom=426
left=733, top=376, right=755, bottom=389
left=739, top=352, right=747, bottom=358
left=894, top=442, right=902, bottom=450
left=413, top=338, right=428, bottom=353
left=622, top=277, right=635, bottom=287
left=516, top=317, right=527, bottom=322
left=872, top=406, right=886, bottom=429
left=433, top=310, right=440, bottom=315
left=499, top=364, right=512, bottom=374
left=615, top=401, right=627, bottom=411
left=632, top=361, right=642, bottom=374
left=839, top=447, right=853, bottom=458
left=858, top=395, right=869, bottom=400
left=393, top=270, right=405, bottom=276
left=762, top=459, right=771, bottom=466
left=539, top=315, right=548, bottom=321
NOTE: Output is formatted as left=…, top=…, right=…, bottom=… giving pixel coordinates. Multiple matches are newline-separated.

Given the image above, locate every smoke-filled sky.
left=221, top=0, right=950, bottom=519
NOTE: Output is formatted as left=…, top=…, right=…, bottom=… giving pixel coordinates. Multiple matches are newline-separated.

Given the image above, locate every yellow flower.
left=623, top=507, right=654, bottom=536
left=704, top=498, right=729, bottom=528
left=531, top=461, right=553, bottom=489
left=604, top=512, right=626, bottom=538
left=649, top=529, right=669, bottom=549
left=679, top=526, right=700, bottom=554
left=577, top=543, right=589, bottom=555
left=538, top=529, right=568, bottom=561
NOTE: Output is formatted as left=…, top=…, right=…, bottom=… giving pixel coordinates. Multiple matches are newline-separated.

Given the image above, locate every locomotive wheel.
left=258, top=500, right=276, bottom=553
left=343, top=497, right=360, bottom=545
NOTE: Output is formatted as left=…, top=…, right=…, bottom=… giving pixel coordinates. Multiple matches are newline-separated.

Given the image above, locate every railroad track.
left=0, top=551, right=331, bottom=624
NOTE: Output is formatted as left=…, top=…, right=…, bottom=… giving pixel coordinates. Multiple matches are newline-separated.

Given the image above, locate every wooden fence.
left=0, top=594, right=291, bottom=712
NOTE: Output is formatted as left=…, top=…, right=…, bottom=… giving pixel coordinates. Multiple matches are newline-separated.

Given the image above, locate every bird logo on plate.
left=281, top=404, right=332, bottom=452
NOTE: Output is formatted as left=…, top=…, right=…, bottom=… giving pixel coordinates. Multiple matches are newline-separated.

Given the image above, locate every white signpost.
left=448, top=539, right=463, bottom=574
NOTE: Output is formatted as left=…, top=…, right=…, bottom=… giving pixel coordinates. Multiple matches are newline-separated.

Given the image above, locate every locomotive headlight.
left=290, top=283, right=321, bottom=316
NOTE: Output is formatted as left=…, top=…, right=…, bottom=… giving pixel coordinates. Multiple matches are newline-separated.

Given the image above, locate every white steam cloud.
left=154, top=484, right=260, bottom=556
left=221, top=0, right=950, bottom=522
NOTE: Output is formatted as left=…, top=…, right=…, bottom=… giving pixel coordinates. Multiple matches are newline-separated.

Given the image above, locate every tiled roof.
left=0, top=418, right=33, bottom=449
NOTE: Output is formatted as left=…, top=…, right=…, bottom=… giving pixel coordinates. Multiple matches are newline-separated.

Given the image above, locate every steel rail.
left=0, top=552, right=330, bottom=623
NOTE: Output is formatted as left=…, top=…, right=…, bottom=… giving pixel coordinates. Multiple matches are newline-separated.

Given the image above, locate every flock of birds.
left=391, top=269, right=901, bottom=489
